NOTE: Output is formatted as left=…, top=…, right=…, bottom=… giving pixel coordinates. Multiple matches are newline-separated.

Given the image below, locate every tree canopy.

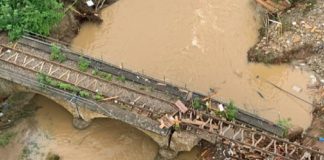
left=0, top=0, right=64, bottom=41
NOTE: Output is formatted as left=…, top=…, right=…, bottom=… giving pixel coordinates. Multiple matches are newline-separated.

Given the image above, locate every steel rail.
left=0, top=48, right=162, bottom=118
left=1, top=44, right=177, bottom=108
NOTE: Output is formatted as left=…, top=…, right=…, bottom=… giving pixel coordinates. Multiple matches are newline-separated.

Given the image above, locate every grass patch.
left=20, top=146, right=31, bottom=160
left=50, top=44, right=66, bottom=63
left=93, top=93, right=104, bottom=101
left=276, top=118, right=292, bottom=136
left=116, top=75, right=126, bottom=83
left=46, top=152, right=60, bottom=160
left=79, top=90, right=90, bottom=98
left=224, top=101, right=238, bottom=121
left=36, top=72, right=92, bottom=98
left=92, top=69, right=113, bottom=81
left=192, top=97, right=206, bottom=110
left=0, top=131, right=16, bottom=147
left=78, top=57, right=91, bottom=72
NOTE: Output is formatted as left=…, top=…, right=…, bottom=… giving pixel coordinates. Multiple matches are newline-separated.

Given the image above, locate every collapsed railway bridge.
left=0, top=34, right=323, bottom=159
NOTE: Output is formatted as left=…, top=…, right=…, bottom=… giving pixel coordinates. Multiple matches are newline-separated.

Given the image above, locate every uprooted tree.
left=0, top=0, right=64, bottom=41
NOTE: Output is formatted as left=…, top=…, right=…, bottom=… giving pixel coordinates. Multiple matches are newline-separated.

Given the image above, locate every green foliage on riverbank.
left=0, top=0, right=64, bottom=41
left=0, top=131, right=16, bottom=147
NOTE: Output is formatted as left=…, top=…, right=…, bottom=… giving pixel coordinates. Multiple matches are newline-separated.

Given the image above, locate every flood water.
left=19, top=95, right=159, bottom=160
left=72, top=0, right=313, bottom=128
left=7, top=0, right=315, bottom=159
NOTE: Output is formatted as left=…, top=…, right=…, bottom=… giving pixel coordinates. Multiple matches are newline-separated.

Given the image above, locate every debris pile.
left=249, top=0, right=323, bottom=64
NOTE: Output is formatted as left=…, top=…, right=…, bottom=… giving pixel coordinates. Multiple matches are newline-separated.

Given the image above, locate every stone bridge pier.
left=0, top=78, right=200, bottom=159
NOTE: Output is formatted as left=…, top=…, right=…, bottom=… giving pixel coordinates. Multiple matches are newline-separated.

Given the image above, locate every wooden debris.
left=181, top=119, right=218, bottom=130
left=255, top=0, right=291, bottom=13
left=175, top=100, right=188, bottom=113
left=100, top=96, right=118, bottom=101
left=202, top=92, right=217, bottom=102
left=158, top=114, right=175, bottom=129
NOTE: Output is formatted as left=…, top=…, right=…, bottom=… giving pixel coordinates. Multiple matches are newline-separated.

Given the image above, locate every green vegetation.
left=79, top=90, right=90, bottom=98
left=78, top=57, right=91, bottom=72
left=37, top=72, right=79, bottom=93
left=93, top=93, right=104, bottom=101
left=0, top=0, right=64, bottom=41
left=57, top=82, right=80, bottom=93
left=116, top=75, right=126, bottom=83
left=192, top=97, right=206, bottom=110
left=20, top=146, right=31, bottom=159
left=92, top=69, right=113, bottom=81
left=50, top=44, right=66, bottom=63
left=36, top=72, right=91, bottom=97
left=0, top=131, right=16, bottom=147
left=276, top=117, right=292, bottom=136
left=37, top=72, right=54, bottom=87
left=46, top=153, right=60, bottom=160
left=224, top=101, right=238, bottom=121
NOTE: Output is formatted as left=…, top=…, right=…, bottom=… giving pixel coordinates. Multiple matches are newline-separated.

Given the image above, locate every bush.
left=116, top=75, right=126, bottom=83
left=79, top=90, right=90, bottom=98
left=276, top=118, right=292, bottom=136
left=78, top=57, right=91, bottom=72
left=37, top=72, right=52, bottom=86
left=0, top=132, right=16, bottom=147
left=94, top=93, right=104, bottom=101
left=50, top=44, right=66, bottom=63
left=0, top=0, right=64, bottom=41
left=192, top=97, right=206, bottom=110
left=225, top=101, right=237, bottom=121
left=92, top=69, right=113, bottom=81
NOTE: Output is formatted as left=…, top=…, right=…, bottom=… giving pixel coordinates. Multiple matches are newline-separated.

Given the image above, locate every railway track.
left=0, top=44, right=177, bottom=119
left=176, top=110, right=324, bottom=160
left=2, top=38, right=324, bottom=159
left=18, top=34, right=287, bottom=136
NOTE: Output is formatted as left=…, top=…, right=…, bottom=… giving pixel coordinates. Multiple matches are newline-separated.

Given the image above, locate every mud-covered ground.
left=50, top=0, right=117, bottom=43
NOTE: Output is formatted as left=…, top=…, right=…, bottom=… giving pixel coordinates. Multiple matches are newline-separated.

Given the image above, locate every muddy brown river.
left=72, top=0, right=313, bottom=128
left=3, top=0, right=315, bottom=159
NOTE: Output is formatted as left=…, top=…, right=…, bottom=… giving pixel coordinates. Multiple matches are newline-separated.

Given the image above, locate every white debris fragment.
left=86, top=0, right=95, bottom=7
left=218, top=104, right=224, bottom=112
left=310, top=75, right=316, bottom=79
left=292, top=85, right=302, bottom=93
left=310, top=75, right=317, bottom=84
left=292, top=21, right=297, bottom=26
left=320, top=79, right=324, bottom=84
